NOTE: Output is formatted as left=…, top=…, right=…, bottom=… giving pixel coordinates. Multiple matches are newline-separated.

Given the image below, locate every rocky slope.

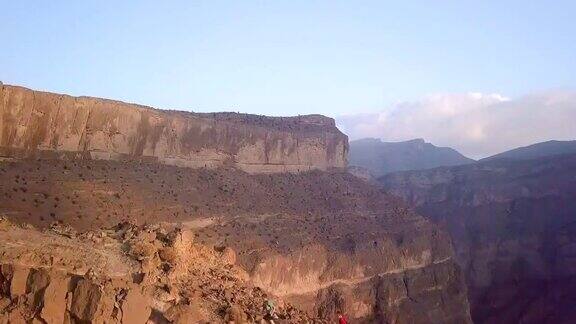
left=0, top=217, right=318, bottom=323
left=0, top=158, right=472, bottom=323
left=349, top=138, right=473, bottom=177
left=0, top=84, right=347, bottom=173
left=380, top=154, right=576, bottom=323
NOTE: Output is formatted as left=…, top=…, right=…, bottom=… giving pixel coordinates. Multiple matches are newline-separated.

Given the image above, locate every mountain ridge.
left=481, top=139, right=576, bottom=162
left=349, top=137, right=474, bottom=177
left=380, top=152, right=576, bottom=323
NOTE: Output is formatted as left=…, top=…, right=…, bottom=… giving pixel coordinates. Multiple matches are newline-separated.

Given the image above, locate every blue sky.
left=1, top=1, right=575, bottom=118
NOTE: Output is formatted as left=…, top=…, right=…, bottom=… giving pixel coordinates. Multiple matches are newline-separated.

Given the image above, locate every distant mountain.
left=481, top=140, right=576, bottom=162
left=349, top=138, right=474, bottom=177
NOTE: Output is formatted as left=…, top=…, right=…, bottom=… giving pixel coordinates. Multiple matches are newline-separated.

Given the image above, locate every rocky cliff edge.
left=0, top=85, right=348, bottom=173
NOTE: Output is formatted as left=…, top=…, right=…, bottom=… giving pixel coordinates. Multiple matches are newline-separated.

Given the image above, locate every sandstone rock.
left=121, top=288, right=151, bottom=324
left=9, top=265, right=30, bottom=297
left=1, top=309, right=28, bottom=324
left=158, top=247, right=178, bottom=264
left=0, top=84, right=348, bottom=174
left=40, top=273, right=70, bottom=324
left=130, top=241, right=157, bottom=260
left=171, top=228, right=194, bottom=249
left=0, top=222, right=336, bottom=324
left=26, top=269, right=50, bottom=308
left=136, top=230, right=157, bottom=243
left=0, top=217, right=12, bottom=232
left=69, top=279, right=103, bottom=322
left=220, top=247, right=237, bottom=265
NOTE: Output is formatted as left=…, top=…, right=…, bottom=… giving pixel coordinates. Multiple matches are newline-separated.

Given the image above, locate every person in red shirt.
left=337, top=310, right=348, bottom=324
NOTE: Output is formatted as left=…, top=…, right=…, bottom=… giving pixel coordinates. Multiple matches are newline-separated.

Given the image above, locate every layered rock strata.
left=0, top=85, right=347, bottom=173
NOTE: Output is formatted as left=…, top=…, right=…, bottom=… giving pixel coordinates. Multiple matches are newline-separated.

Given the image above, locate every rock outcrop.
left=0, top=218, right=319, bottom=323
left=380, top=153, right=576, bottom=323
left=0, top=84, right=347, bottom=173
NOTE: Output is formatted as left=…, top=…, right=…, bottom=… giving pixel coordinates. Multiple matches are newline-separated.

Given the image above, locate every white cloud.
left=336, top=90, right=576, bottom=159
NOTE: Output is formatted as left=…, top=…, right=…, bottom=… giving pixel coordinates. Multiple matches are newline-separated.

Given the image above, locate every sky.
left=1, top=1, right=575, bottom=157
left=338, top=91, right=576, bottom=159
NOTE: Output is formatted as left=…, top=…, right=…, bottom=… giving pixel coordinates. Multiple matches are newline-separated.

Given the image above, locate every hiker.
left=337, top=310, right=348, bottom=324
left=264, top=299, right=278, bottom=322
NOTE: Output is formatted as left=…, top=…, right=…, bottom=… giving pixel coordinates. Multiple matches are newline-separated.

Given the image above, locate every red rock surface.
left=0, top=219, right=319, bottom=323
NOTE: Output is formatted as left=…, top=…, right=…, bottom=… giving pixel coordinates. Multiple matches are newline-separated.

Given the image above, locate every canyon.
left=380, top=153, right=576, bottom=323
left=0, top=84, right=471, bottom=323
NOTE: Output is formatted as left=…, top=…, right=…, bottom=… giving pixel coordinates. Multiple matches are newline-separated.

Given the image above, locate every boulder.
left=121, top=288, right=151, bottom=324
left=40, top=273, right=70, bottom=324
left=69, top=279, right=103, bottom=322
left=9, top=265, right=30, bottom=297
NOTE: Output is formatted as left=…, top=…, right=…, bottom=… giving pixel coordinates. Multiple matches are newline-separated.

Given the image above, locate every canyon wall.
left=0, top=85, right=347, bottom=173
left=0, top=159, right=472, bottom=323
left=380, top=154, right=576, bottom=323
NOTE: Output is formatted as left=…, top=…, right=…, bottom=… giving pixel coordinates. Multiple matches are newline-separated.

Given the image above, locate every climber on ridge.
left=264, top=299, right=278, bottom=322
left=337, top=310, right=348, bottom=324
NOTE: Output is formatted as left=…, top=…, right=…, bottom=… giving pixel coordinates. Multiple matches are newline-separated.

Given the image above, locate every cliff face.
left=0, top=85, right=347, bottom=173
left=380, top=154, right=576, bottom=323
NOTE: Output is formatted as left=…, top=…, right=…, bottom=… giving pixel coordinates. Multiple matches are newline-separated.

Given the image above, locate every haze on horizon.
left=1, top=0, right=575, bottom=158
